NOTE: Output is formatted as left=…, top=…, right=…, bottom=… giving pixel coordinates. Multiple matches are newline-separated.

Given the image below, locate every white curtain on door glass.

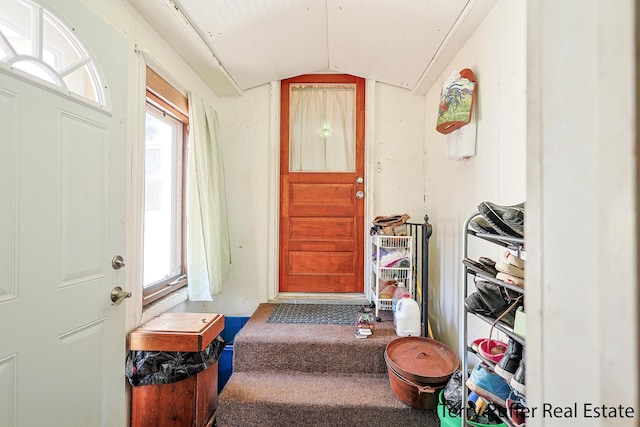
left=289, top=84, right=355, bottom=172
left=186, top=92, right=231, bottom=300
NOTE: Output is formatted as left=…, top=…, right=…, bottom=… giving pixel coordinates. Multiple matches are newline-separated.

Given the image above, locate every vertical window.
left=143, top=67, right=188, bottom=305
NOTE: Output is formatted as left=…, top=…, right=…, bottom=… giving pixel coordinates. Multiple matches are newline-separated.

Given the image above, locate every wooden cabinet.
left=128, top=313, right=225, bottom=427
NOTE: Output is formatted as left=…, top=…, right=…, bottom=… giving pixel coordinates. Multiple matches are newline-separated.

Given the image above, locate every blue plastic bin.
left=221, top=316, right=249, bottom=345
left=218, top=316, right=249, bottom=392
left=218, top=345, right=234, bottom=393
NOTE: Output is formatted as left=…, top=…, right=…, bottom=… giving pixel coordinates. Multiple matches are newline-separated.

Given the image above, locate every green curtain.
left=186, top=92, right=231, bottom=300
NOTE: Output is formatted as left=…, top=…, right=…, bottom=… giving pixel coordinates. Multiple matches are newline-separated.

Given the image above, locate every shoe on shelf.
left=463, top=257, right=498, bottom=277
left=478, top=201, right=525, bottom=238
left=507, top=389, right=528, bottom=427
left=511, top=348, right=526, bottom=394
left=479, top=257, right=497, bottom=268
left=465, top=364, right=512, bottom=408
left=469, top=216, right=496, bottom=234
left=496, top=272, right=525, bottom=288
left=495, top=261, right=524, bottom=279
left=465, top=281, right=521, bottom=327
left=504, top=204, right=525, bottom=236
left=504, top=251, right=525, bottom=269
left=494, top=338, right=522, bottom=383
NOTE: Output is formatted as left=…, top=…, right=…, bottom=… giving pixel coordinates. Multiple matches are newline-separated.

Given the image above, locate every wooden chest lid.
left=128, top=312, right=225, bottom=352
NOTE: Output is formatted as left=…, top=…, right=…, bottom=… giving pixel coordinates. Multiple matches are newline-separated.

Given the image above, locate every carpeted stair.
left=216, top=303, right=440, bottom=426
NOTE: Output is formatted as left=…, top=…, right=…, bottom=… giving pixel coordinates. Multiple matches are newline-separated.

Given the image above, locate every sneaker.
left=507, top=389, right=528, bottom=426
left=504, top=204, right=525, bottom=236
left=494, top=338, right=522, bottom=383
left=469, top=216, right=496, bottom=234
left=510, top=348, right=526, bottom=394
left=465, top=364, right=512, bottom=407
left=478, top=201, right=525, bottom=238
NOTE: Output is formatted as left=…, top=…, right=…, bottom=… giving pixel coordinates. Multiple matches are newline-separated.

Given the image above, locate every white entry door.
left=0, top=2, right=128, bottom=425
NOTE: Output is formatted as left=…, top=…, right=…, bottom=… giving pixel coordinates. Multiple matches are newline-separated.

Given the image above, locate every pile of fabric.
left=370, top=213, right=410, bottom=236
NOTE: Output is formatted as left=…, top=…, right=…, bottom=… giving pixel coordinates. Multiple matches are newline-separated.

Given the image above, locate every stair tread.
left=232, top=303, right=400, bottom=374
left=221, top=371, right=400, bottom=407
left=218, top=371, right=440, bottom=426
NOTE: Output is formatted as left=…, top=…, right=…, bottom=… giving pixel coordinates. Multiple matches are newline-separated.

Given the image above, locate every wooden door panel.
left=289, top=183, right=356, bottom=217
left=289, top=251, right=354, bottom=274
left=289, top=217, right=355, bottom=240
left=285, top=275, right=358, bottom=293
left=290, top=183, right=354, bottom=203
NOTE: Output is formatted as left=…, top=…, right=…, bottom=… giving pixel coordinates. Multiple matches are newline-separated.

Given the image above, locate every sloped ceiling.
left=129, top=0, right=497, bottom=96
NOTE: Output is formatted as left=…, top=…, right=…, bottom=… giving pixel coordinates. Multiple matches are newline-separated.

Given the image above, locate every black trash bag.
left=125, top=336, right=224, bottom=386
left=443, top=369, right=464, bottom=415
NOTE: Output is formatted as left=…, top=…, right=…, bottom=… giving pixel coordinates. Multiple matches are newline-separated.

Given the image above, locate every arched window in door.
left=0, top=0, right=106, bottom=106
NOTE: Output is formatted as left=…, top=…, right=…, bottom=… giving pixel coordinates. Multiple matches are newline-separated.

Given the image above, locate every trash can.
left=127, top=312, right=225, bottom=427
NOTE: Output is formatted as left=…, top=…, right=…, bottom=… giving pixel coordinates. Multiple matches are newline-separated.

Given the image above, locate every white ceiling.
left=129, top=0, right=497, bottom=96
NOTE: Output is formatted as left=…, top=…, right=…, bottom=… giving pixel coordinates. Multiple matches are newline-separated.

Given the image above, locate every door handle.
left=111, top=286, right=131, bottom=305
left=356, top=191, right=365, bottom=199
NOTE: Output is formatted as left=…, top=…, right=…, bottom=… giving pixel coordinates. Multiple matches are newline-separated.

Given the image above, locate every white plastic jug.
left=394, top=297, right=421, bottom=337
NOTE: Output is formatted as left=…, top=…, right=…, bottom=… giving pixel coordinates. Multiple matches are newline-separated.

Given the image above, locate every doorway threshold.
left=271, top=292, right=370, bottom=306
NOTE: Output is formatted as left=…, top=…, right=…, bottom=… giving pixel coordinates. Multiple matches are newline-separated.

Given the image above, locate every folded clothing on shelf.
left=379, top=248, right=410, bottom=268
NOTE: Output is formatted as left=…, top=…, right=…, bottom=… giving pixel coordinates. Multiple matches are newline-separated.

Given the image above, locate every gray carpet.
left=266, top=303, right=365, bottom=325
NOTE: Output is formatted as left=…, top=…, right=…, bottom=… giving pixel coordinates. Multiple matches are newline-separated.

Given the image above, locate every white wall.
left=422, top=0, right=526, bottom=355
left=370, top=82, right=426, bottom=223
left=527, top=0, right=638, bottom=425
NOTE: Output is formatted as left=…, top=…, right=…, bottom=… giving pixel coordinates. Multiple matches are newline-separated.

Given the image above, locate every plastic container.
left=218, top=345, right=234, bottom=392
left=392, top=282, right=407, bottom=317
left=218, top=316, right=249, bottom=393
left=221, top=316, right=250, bottom=345
left=394, top=296, right=421, bottom=336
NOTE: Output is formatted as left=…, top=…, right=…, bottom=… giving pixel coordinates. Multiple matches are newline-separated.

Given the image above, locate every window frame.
left=142, top=67, right=189, bottom=307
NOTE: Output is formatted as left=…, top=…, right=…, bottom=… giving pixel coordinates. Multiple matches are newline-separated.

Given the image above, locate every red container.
left=384, top=337, right=459, bottom=410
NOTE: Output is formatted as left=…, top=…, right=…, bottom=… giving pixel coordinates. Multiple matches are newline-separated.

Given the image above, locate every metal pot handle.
left=389, top=365, right=435, bottom=394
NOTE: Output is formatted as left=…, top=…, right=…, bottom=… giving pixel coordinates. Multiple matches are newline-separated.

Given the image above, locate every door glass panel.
left=289, top=83, right=356, bottom=172
left=42, top=13, right=82, bottom=71
left=0, top=1, right=31, bottom=56
left=0, top=0, right=106, bottom=106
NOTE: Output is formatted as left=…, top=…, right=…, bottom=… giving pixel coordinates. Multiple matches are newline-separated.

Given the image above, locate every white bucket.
left=394, top=298, right=421, bottom=337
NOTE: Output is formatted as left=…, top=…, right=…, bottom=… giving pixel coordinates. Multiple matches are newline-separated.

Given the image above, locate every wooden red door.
left=279, top=74, right=365, bottom=293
